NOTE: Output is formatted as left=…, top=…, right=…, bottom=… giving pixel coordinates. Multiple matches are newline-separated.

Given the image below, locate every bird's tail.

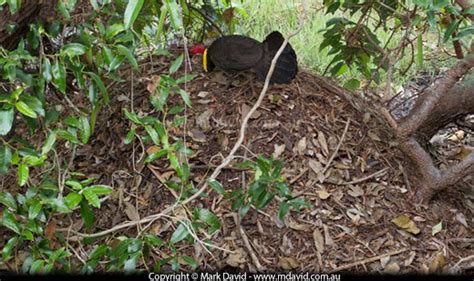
left=254, top=31, right=298, bottom=84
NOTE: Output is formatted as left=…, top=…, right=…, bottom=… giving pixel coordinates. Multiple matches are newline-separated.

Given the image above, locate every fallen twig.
left=329, top=248, right=408, bottom=273
left=233, top=214, right=265, bottom=271
left=323, top=118, right=351, bottom=174
left=324, top=167, right=389, bottom=186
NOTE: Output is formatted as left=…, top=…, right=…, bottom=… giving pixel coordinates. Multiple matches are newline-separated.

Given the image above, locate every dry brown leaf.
left=296, top=137, right=307, bottom=155
left=404, top=251, right=417, bottom=267
left=222, top=7, right=235, bottom=23
left=392, top=215, right=421, bottom=235
left=280, top=234, right=293, bottom=255
left=313, top=229, right=325, bottom=253
left=316, top=190, right=331, bottom=200
left=146, top=145, right=161, bottom=155
left=273, top=144, right=286, bottom=158
left=188, top=129, right=206, bottom=143
left=146, top=75, right=160, bottom=94
left=348, top=185, right=364, bottom=197
left=278, top=256, right=299, bottom=270
left=368, top=131, right=381, bottom=141
left=453, top=146, right=473, bottom=161
left=241, top=103, right=261, bottom=120
left=197, top=91, right=209, bottom=98
left=363, top=112, right=371, bottom=123
left=308, top=159, right=325, bottom=183
left=455, top=212, right=468, bottom=227
left=429, top=251, right=446, bottom=273
left=323, top=224, right=334, bottom=246
left=288, top=220, right=310, bottom=231
left=196, top=109, right=213, bottom=132
left=226, top=248, right=246, bottom=267
left=124, top=201, right=140, bottom=221
left=217, top=134, right=229, bottom=151
left=45, top=219, right=57, bottom=240
left=384, top=262, right=400, bottom=274
left=380, top=256, right=391, bottom=268
left=211, top=72, right=228, bottom=85
left=318, top=131, right=329, bottom=156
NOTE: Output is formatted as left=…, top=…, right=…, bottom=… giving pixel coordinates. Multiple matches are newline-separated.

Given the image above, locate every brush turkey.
left=190, top=31, right=298, bottom=84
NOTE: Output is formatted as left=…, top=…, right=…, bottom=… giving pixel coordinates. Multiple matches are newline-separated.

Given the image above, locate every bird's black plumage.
left=204, top=31, right=298, bottom=84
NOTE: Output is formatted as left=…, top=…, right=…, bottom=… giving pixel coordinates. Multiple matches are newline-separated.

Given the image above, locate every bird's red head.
left=189, top=44, right=206, bottom=56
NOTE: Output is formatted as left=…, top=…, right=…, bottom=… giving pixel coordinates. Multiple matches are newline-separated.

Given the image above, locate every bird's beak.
left=203, top=48, right=208, bottom=72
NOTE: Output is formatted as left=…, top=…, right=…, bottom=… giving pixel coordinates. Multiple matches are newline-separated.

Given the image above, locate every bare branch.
left=398, top=56, right=474, bottom=136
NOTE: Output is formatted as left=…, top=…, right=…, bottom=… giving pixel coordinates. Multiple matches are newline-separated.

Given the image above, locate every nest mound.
left=1, top=51, right=472, bottom=273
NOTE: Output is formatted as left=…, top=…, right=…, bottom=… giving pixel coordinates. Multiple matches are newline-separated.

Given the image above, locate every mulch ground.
left=1, top=49, right=473, bottom=274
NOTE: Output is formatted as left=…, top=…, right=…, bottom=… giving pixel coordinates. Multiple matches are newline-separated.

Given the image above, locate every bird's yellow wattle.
left=203, top=48, right=208, bottom=72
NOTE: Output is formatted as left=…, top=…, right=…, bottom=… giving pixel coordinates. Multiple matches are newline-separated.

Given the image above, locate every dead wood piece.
left=390, top=55, right=474, bottom=202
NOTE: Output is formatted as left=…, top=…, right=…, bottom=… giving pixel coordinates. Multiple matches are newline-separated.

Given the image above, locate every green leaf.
left=123, top=108, right=142, bottom=124
left=343, top=78, right=360, bottom=90
left=41, top=132, right=56, bottom=156
left=0, top=146, right=12, bottom=174
left=0, top=192, right=17, bottom=210
left=21, top=230, right=34, bottom=241
left=116, top=44, right=138, bottom=70
left=89, top=245, right=108, bottom=260
left=124, top=127, right=136, bottom=145
left=62, top=43, right=87, bottom=57
left=169, top=54, right=184, bottom=74
left=124, top=0, right=145, bottom=29
left=145, top=125, right=160, bottom=145
left=85, top=185, right=112, bottom=195
left=1, top=209, right=21, bottom=234
left=6, top=0, right=19, bottom=13
left=198, top=208, right=221, bottom=233
left=176, top=74, right=196, bottom=84
left=105, top=23, right=126, bottom=40
left=165, top=0, right=183, bottom=31
left=64, top=192, right=83, bottom=209
left=443, top=20, right=461, bottom=43
left=432, top=221, right=443, bottom=236
left=42, top=57, right=52, bottom=82
left=22, top=95, right=45, bottom=117
left=124, top=255, right=138, bottom=272
left=144, top=234, right=164, bottom=246
left=87, top=72, right=108, bottom=105
left=52, top=59, right=67, bottom=94
left=15, top=101, right=37, bottom=118
left=416, top=34, right=423, bottom=69
left=56, top=129, right=80, bottom=144
left=181, top=256, right=199, bottom=269
left=80, top=201, right=94, bottom=229
left=178, top=89, right=191, bottom=107
left=65, top=180, right=83, bottom=191
left=2, top=236, right=18, bottom=261
left=207, top=178, right=225, bottom=195
left=18, top=162, right=29, bottom=186
left=83, top=188, right=100, bottom=208
left=0, top=109, right=14, bottom=135
left=145, top=149, right=167, bottom=163
left=79, top=116, right=91, bottom=144
left=29, top=259, right=45, bottom=274
left=278, top=201, right=289, bottom=221
left=170, top=223, right=189, bottom=244
left=28, top=200, right=42, bottom=220
left=50, top=247, right=68, bottom=262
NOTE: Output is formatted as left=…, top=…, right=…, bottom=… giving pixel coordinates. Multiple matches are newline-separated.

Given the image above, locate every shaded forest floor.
left=2, top=50, right=473, bottom=273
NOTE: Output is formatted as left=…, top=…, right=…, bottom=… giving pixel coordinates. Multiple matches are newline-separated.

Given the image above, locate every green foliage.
left=0, top=173, right=111, bottom=273
left=318, top=0, right=473, bottom=89
left=210, top=156, right=310, bottom=221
